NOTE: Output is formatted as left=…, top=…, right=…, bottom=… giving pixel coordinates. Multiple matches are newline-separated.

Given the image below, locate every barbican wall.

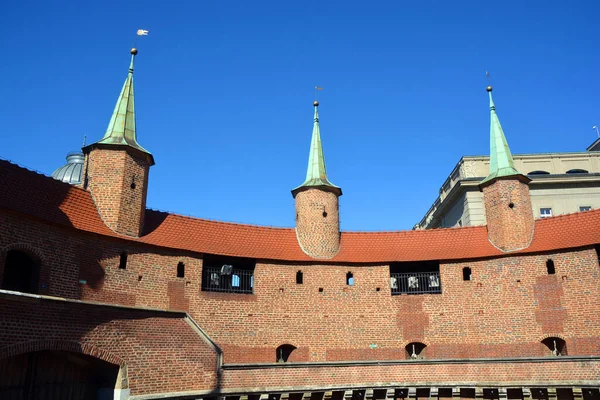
left=1, top=208, right=599, bottom=365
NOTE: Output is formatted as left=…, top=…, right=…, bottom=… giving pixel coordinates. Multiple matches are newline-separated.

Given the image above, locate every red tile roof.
left=1, top=159, right=599, bottom=263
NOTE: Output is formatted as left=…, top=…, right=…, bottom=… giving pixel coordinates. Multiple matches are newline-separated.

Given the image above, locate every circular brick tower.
left=292, top=101, right=342, bottom=259
left=479, top=86, right=534, bottom=252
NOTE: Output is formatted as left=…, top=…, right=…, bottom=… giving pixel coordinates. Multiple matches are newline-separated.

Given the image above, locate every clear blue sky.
left=1, top=0, right=599, bottom=230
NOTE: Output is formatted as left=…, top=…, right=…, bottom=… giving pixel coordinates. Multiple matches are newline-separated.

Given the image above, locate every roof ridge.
left=0, top=158, right=90, bottom=194
left=146, top=208, right=295, bottom=231
left=342, top=224, right=486, bottom=234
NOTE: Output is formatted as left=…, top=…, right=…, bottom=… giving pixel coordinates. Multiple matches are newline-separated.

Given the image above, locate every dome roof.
left=51, top=152, right=84, bottom=185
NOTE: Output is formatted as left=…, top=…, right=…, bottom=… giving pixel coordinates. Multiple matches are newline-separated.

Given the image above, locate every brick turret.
left=479, top=86, right=533, bottom=251
left=82, top=48, right=154, bottom=237
left=292, top=101, right=342, bottom=259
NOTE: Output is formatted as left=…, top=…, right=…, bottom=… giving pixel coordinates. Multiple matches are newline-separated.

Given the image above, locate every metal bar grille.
left=390, top=272, right=441, bottom=295
left=202, top=267, right=254, bottom=294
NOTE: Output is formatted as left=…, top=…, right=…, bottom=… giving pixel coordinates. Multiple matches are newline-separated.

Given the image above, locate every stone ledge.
left=223, top=355, right=600, bottom=369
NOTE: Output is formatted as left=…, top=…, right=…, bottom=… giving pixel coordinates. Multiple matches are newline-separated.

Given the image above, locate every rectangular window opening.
left=580, top=206, right=592, bottom=212
left=556, top=389, right=574, bottom=400
left=201, top=254, right=255, bottom=294
left=119, top=252, right=128, bottom=270
left=540, top=208, right=552, bottom=218
left=390, top=260, right=441, bottom=295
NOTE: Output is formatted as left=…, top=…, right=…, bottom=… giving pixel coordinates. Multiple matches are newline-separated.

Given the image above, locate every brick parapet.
left=1, top=208, right=600, bottom=367
left=0, top=290, right=220, bottom=396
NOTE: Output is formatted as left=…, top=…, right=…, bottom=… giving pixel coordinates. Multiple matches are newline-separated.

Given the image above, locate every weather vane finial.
left=486, top=71, right=493, bottom=92
left=132, top=28, right=149, bottom=54
left=314, top=85, right=323, bottom=105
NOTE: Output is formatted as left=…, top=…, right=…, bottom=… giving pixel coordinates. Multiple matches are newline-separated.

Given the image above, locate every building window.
left=276, top=344, right=297, bottom=362
left=346, top=272, right=354, bottom=286
left=540, top=208, right=552, bottom=218
left=546, top=259, right=555, bottom=275
left=119, top=252, right=128, bottom=269
left=296, top=270, right=303, bottom=284
left=390, top=261, right=441, bottom=295
left=463, top=267, right=472, bottom=281
left=566, top=169, right=589, bottom=174
left=201, top=254, right=255, bottom=294
left=542, top=337, right=567, bottom=356
left=528, top=170, right=550, bottom=175
left=405, top=342, right=426, bottom=359
left=177, top=262, right=185, bottom=278
left=1, top=250, right=40, bottom=294
left=580, top=206, right=592, bottom=212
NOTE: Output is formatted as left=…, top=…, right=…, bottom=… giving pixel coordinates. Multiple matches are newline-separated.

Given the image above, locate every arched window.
left=1, top=250, right=40, bottom=294
left=541, top=337, right=567, bottom=356
left=566, top=169, right=588, bottom=174
left=546, top=259, right=555, bottom=275
left=296, top=270, right=303, bottom=284
left=528, top=170, right=550, bottom=175
left=346, top=272, right=354, bottom=286
left=276, top=344, right=297, bottom=362
left=177, top=262, right=185, bottom=278
left=463, top=267, right=472, bottom=281
left=405, top=342, right=426, bottom=359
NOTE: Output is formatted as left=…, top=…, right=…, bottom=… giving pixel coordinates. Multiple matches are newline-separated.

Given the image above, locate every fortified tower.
left=82, top=48, right=155, bottom=237
left=292, top=101, right=342, bottom=259
left=479, top=86, right=533, bottom=251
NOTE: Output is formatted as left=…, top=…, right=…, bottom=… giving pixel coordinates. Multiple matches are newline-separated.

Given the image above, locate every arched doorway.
left=1, top=250, right=40, bottom=294
left=0, top=350, right=119, bottom=399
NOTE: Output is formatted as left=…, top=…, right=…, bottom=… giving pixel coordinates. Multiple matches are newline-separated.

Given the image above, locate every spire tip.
left=130, top=48, right=138, bottom=55
left=313, top=100, right=319, bottom=107
left=486, top=86, right=493, bottom=92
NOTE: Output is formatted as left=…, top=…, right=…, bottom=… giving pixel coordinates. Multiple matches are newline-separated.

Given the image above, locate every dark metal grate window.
left=391, top=272, right=441, bottom=295
left=202, top=266, right=254, bottom=294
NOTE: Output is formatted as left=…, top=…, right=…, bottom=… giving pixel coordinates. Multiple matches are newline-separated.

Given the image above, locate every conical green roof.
left=292, top=102, right=341, bottom=197
left=85, top=49, right=153, bottom=164
left=481, top=87, right=525, bottom=185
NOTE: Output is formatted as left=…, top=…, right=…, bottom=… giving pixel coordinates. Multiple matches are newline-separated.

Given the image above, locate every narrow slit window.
left=346, top=272, right=354, bottom=286
left=463, top=267, right=472, bottom=281
left=546, top=259, right=555, bottom=275
left=296, top=270, right=303, bottom=284
left=177, top=261, right=185, bottom=278
left=119, top=252, right=128, bottom=270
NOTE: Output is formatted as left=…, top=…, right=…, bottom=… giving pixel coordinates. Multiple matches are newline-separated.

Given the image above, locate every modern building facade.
left=415, top=147, right=600, bottom=230
left=1, top=50, right=600, bottom=400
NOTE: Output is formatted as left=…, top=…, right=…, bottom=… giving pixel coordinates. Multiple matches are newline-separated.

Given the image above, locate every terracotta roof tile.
left=1, top=159, right=599, bottom=263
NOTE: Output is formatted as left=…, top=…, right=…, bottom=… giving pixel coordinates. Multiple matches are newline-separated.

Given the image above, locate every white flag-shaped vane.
left=137, top=29, right=149, bottom=36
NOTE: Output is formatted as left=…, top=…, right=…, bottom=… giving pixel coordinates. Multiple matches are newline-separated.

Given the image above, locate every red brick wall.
left=482, top=178, right=534, bottom=251
left=1, top=208, right=600, bottom=369
left=221, top=358, right=600, bottom=392
left=0, top=293, right=219, bottom=396
left=295, top=189, right=340, bottom=259
left=83, top=149, right=150, bottom=237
